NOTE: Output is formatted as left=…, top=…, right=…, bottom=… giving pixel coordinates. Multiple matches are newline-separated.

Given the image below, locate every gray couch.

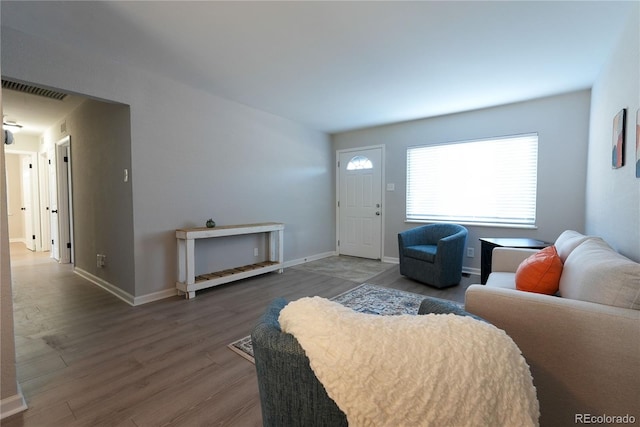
left=465, top=231, right=640, bottom=426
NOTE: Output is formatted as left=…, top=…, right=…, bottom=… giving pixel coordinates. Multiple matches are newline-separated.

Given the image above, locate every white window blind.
left=406, top=133, right=538, bottom=226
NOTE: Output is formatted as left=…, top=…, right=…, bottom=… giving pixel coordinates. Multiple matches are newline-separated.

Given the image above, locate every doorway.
left=336, top=146, right=385, bottom=260
left=5, top=150, right=41, bottom=251
left=53, top=136, right=74, bottom=264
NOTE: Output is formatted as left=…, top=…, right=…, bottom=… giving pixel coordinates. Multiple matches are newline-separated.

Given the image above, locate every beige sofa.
left=465, top=231, right=640, bottom=427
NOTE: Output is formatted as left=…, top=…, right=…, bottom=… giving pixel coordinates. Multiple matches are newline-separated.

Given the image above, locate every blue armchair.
left=251, top=296, right=482, bottom=427
left=397, top=223, right=468, bottom=288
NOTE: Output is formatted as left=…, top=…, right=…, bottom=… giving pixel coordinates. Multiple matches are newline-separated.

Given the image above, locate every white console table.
left=176, top=222, right=284, bottom=299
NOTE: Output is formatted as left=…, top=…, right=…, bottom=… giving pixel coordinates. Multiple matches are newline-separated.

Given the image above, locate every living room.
left=1, top=1, right=639, bottom=424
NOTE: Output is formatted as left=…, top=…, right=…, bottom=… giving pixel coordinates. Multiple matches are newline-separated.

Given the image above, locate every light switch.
left=386, top=183, right=395, bottom=191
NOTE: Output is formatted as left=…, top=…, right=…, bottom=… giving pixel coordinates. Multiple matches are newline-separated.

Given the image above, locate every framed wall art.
left=612, top=108, right=626, bottom=169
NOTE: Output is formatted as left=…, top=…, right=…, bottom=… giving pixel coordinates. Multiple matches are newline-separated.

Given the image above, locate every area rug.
left=227, top=283, right=457, bottom=363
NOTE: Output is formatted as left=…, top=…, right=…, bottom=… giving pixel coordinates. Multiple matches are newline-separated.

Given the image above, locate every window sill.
left=404, top=219, right=538, bottom=230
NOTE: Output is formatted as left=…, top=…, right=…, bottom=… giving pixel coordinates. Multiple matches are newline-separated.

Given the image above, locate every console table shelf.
left=176, top=222, right=284, bottom=299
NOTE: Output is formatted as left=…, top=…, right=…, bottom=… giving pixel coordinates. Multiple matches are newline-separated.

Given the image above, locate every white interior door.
left=20, top=155, right=36, bottom=251
left=48, top=148, right=60, bottom=261
left=338, top=147, right=383, bottom=259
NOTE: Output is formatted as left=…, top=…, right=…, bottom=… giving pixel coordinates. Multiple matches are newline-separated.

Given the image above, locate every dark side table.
left=479, top=238, right=550, bottom=284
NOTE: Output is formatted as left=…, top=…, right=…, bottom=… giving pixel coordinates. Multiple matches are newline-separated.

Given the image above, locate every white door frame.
left=38, top=151, right=51, bottom=252
left=48, top=147, right=60, bottom=261
left=336, top=145, right=385, bottom=259
left=56, top=136, right=74, bottom=264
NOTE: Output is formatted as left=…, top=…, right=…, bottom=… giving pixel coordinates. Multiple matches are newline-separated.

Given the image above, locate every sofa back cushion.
left=559, top=238, right=640, bottom=310
left=515, top=246, right=563, bottom=295
left=554, top=230, right=592, bottom=262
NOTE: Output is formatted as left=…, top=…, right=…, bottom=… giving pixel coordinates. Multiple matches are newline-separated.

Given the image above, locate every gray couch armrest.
left=418, top=296, right=486, bottom=322
left=491, top=247, right=539, bottom=272
left=465, top=285, right=640, bottom=426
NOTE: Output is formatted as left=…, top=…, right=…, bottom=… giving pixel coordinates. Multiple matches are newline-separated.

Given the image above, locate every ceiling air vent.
left=2, top=79, right=68, bottom=101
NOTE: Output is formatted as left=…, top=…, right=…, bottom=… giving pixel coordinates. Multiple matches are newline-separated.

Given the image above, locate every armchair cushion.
left=404, top=244, right=437, bottom=262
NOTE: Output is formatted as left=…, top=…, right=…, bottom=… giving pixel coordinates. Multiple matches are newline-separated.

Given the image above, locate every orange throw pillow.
left=515, top=246, right=563, bottom=295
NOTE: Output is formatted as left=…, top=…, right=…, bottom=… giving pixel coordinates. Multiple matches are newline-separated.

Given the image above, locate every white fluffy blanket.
left=279, top=297, right=539, bottom=427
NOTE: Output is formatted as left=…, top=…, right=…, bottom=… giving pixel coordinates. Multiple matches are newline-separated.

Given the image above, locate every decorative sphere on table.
left=205, top=219, right=216, bottom=228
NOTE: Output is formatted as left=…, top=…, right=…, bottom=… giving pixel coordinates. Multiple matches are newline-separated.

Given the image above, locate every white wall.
left=1, top=26, right=335, bottom=300
left=586, top=5, right=640, bottom=262
left=333, top=90, right=592, bottom=271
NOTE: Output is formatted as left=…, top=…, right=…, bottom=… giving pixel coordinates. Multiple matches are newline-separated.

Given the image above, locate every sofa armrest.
left=491, top=247, right=538, bottom=272
left=465, top=285, right=640, bottom=426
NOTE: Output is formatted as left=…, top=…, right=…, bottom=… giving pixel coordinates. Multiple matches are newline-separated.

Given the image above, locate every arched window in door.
left=346, top=155, right=373, bottom=170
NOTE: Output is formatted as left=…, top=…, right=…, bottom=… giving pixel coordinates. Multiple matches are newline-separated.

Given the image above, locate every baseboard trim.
left=1, top=387, right=27, bottom=420
left=74, top=268, right=135, bottom=306
left=380, top=258, right=480, bottom=278
left=462, top=266, right=481, bottom=277
left=133, top=288, right=179, bottom=306
left=284, top=251, right=337, bottom=268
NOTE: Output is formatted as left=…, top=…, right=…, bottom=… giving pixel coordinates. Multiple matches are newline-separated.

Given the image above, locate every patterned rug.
left=228, top=283, right=454, bottom=363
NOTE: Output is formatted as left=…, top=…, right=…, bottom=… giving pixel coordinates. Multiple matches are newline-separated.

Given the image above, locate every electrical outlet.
left=466, top=247, right=475, bottom=258
left=97, top=254, right=107, bottom=267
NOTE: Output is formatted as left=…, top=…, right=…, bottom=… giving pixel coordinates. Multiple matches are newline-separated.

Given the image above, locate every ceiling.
left=1, top=1, right=633, bottom=135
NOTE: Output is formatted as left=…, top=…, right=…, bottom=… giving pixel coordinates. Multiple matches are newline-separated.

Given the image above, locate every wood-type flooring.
left=4, top=244, right=474, bottom=426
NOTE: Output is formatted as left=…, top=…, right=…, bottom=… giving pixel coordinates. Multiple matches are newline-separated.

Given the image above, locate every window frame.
left=405, top=133, right=539, bottom=228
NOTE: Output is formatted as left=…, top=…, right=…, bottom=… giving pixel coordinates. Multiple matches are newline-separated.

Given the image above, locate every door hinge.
left=337, top=201, right=340, bottom=207
left=49, top=159, right=52, bottom=165
left=32, top=235, right=36, bottom=240
left=52, top=239, right=55, bottom=245
left=337, top=240, right=340, bottom=247
left=64, top=156, right=69, bottom=163
left=67, top=243, right=72, bottom=249
left=29, top=163, right=33, bottom=169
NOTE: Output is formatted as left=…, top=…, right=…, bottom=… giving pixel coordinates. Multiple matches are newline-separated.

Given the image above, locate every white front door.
left=337, top=147, right=383, bottom=259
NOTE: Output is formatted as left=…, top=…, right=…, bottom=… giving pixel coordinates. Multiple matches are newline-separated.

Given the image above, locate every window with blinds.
left=406, top=133, right=538, bottom=227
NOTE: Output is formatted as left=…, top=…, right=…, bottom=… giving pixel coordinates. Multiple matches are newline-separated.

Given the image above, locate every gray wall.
left=1, top=132, right=20, bottom=407
left=333, top=90, right=592, bottom=272
left=5, top=154, right=22, bottom=239
left=2, top=26, right=335, bottom=301
left=42, top=100, right=135, bottom=295
left=586, top=6, right=640, bottom=262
